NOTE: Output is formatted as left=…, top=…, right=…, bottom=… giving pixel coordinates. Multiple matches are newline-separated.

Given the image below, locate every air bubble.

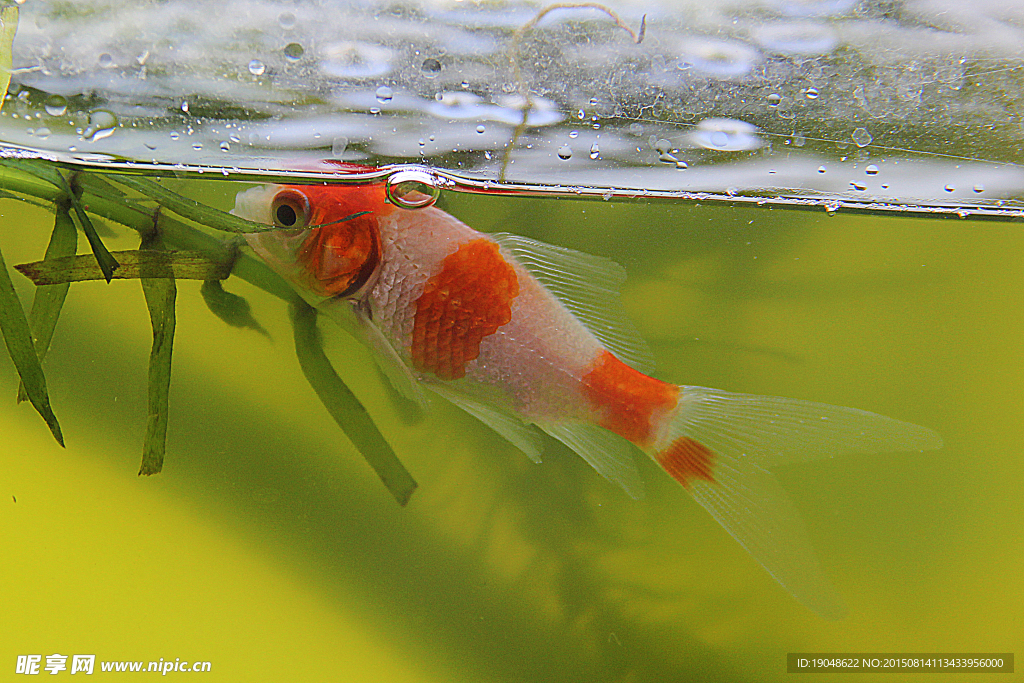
left=851, top=127, right=872, bottom=147
left=589, top=143, right=600, bottom=160
left=865, top=164, right=879, bottom=175
left=375, top=86, right=394, bottom=103
left=557, top=145, right=572, bottom=160
left=331, top=136, right=348, bottom=157
left=767, top=93, right=782, bottom=106
left=248, top=59, right=266, bottom=76
left=278, top=11, right=296, bottom=29
left=421, top=58, right=442, bottom=77
left=97, top=53, right=114, bottom=68
left=386, top=168, right=440, bottom=209
left=284, top=43, right=304, bottom=61
left=43, top=94, right=67, bottom=117
left=82, top=110, right=117, bottom=141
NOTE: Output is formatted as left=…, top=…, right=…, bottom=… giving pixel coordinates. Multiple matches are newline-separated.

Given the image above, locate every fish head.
left=232, top=182, right=391, bottom=301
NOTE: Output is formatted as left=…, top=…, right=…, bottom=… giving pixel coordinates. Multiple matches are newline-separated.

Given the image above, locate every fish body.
left=233, top=167, right=942, bottom=617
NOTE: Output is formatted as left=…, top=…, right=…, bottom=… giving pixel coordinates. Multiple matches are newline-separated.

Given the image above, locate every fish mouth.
left=230, top=184, right=278, bottom=224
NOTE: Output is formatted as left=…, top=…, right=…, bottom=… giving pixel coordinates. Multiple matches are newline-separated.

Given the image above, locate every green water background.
left=0, top=182, right=1020, bottom=681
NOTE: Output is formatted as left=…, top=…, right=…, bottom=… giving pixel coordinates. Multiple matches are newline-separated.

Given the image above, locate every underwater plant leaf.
left=17, top=200, right=78, bottom=403
left=200, top=279, right=269, bottom=337
left=0, top=243, right=63, bottom=446
left=16, top=250, right=231, bottom=285
left=290, top=299, right=417, bottom=506
left=64, top=175, right=120, bottom=282
left=113, top=175, right=275, bottom=234
left=138, top=236, right=177, bottom=476
left=2, top=163, right=124, bottom=282
left=0, top=5, right=18, bottom=111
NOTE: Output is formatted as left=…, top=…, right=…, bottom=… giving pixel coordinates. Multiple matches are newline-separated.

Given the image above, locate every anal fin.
left=429, top=383, right=544, bottom=463
left=541, top=421, right=645, bottom=500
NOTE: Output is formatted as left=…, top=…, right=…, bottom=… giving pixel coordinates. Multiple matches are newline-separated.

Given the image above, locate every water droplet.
left=568, top=130, right=579, bottom=139
left=804, top=87, right=819, bottom=99
left=220, top=141, right=230, bottom=152
left=82, top=110, right=117, bottom=141
left=654, top=138, right=674, bottom=154
left=944, top=184, right=955, bottom=192
left=589, top=97, right=599, bottom=107
left=676, top=160, right=689, bottom=169
left=278, top=11, right=296, bottom=29
left=865, top=164, right=879, bottom=175
left=973, top=184, right=985, bottom=193
left=248, top=59, right=266, bottom=76
left=331, top=136, right=348, bottom=157
left=192, top=143, right=203, bottom=150
left=43, top=94, right=67, bottom=117
left=767, top=93, right=782, bottom=106
left=824, top=201, right=840, bottom=215
left=484, top=150, right=492, bottom=160
left=460, top=81, right=470, bottom=89
left=851, top=127, right=872, bottom=147
left=169, top=131, right=180, bottom=140
left=375, top=86, right=394, bottom=103
left=557, top=145, right=572, bottom=160
left=284, top=43, right=304, bottom=61
left=34, top=127, right=50, bottom=140
left=475, top=124, right=485, bottom=134
left=97, top=53, right=114, bottom=68
left=589, top=143, right=600, bottom=160
left=576, top=109, right=585, bottom=120
left=850, top=181, right=866, bottom=191
left=421, top=58, right=442, bottom=77
left=386, top=169, right=440, bottom=209
left=180, top=100, right=189, bottom=114
left=793, top=133, right=806, bottom=147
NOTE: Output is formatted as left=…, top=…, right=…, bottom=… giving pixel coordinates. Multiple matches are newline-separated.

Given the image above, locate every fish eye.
left=276, top=203, right=297, bottom=227
left=271, top=191, right=310, bottom=231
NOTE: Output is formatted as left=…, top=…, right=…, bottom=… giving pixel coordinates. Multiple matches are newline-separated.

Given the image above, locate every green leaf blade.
left=290, top=300, right=417, bottom=506
left=17, top=200, right=78, bottom=403
left=0, top=243, right=63, bottom=446
left=16, top=250, right=231, bottom=285
left=138, top=237, right=177, bottom=476
left=0, top=5, right=18, bottom=109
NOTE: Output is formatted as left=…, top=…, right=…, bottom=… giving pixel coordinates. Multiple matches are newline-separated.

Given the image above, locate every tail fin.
left=652, top=387, right=942, bottom=618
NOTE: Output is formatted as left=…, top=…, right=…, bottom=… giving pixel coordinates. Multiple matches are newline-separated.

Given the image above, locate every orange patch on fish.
left=411, top=238, right=519, bottom=380
left=656, top=437, right=716, bottom=488
left=581, top=350, right=679, bottom=446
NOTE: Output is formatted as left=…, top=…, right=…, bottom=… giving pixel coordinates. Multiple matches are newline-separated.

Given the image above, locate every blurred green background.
left=1, top=183, right=1021, bottom=681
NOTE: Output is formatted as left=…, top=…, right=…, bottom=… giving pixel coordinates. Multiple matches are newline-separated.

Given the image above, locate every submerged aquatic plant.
left=0, top=159, right=417, bottom=505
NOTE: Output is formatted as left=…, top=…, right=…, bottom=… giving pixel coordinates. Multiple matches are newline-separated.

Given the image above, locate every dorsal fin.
left=493, top=233, right=655, bottom=374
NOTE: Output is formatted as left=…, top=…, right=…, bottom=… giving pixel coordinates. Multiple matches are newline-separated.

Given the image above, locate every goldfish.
left=232, top=164, right=942, bottom=617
